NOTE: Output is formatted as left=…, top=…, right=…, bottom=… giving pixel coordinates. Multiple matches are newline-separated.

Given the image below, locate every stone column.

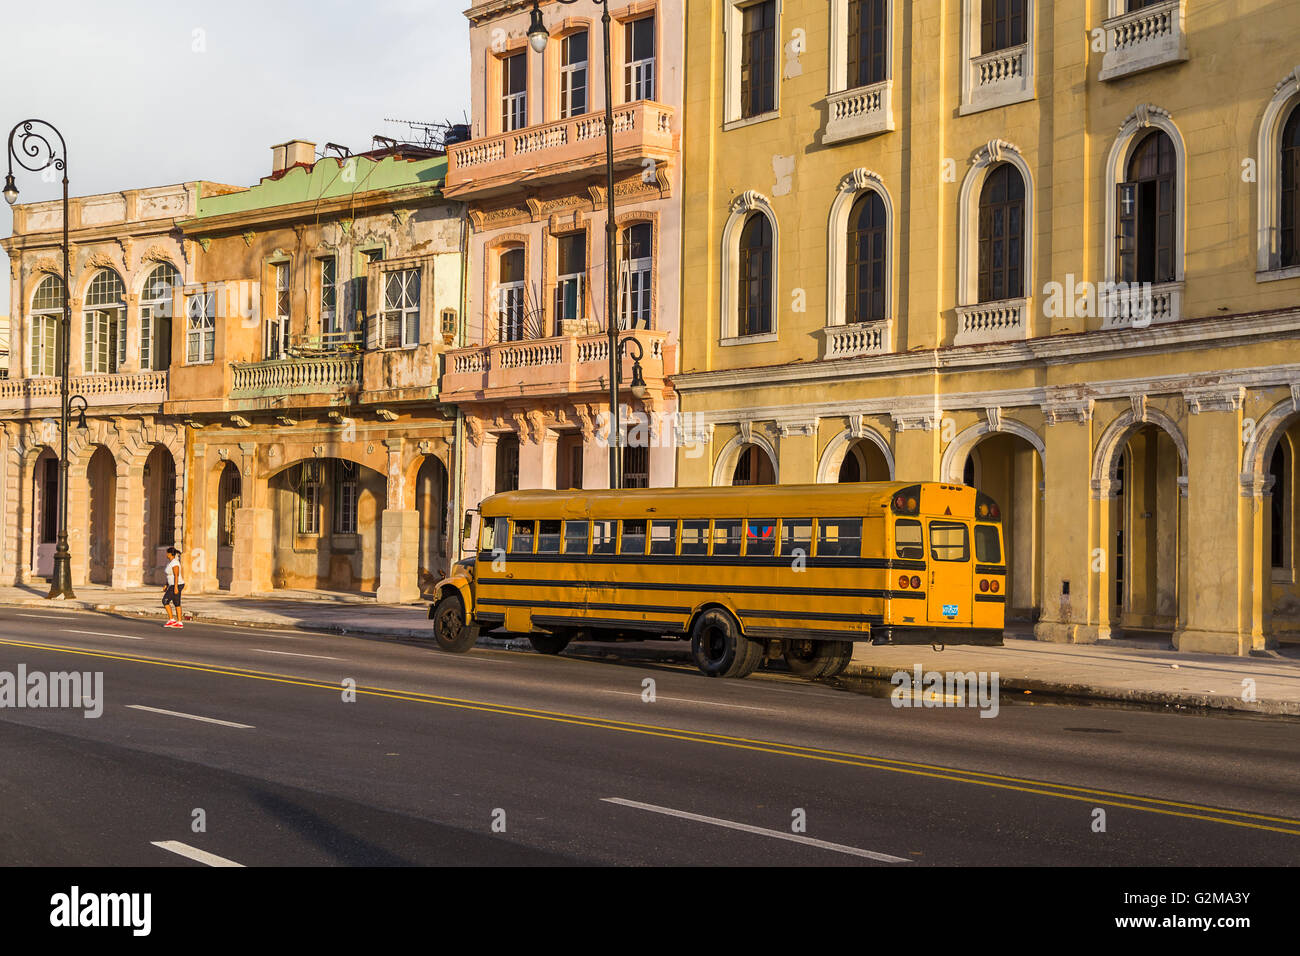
left=230, top=507, right=273, bottom=596
left=518, top=424, right=557, bottom=490
left=1034, top=403, right=1098, bottom=643
left=189, top=444, right=210, bottom=595
left=1174, top=389, right=1249, bottom=653
left=111, top=457, right=145, bottom=588
left=376, top=509, right=420, bottom=604
left=67, top=460, right=90, bottom=587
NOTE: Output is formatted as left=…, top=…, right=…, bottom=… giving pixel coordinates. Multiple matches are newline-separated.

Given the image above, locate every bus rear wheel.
left=785, top=640, right=852, bottom=679
left=528, top=632, right=572, bottom=655
left=691, top=609, right=762, bottom=678
left=432, top=593, right=477, bottom=653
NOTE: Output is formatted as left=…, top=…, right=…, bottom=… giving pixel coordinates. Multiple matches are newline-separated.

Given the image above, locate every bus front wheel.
left=690, top=609, right=763, bottom=679
left=785, top=640, right=853, bottom=679
left=432, top=593, right=477, bottom=653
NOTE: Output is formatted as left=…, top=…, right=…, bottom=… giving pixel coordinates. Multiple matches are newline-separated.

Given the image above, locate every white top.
left=166, top=557, right=184, bottom=587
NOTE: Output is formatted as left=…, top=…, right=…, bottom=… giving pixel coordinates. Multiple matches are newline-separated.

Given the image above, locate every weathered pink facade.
left=443, top=0, right=685, bottom=537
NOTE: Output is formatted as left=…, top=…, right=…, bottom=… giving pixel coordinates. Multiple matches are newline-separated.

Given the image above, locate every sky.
left=0, top=0, right=471, bottom=317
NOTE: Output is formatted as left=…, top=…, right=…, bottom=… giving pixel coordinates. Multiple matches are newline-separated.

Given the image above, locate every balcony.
left=954, top=298, right=1031, bottom=346
left=823, top=80, right=894, bottom=146
left=229, top=355, right=360, bottom=399
left=0, top=371, right=168, bottom=413
left=961, top=43, right=1032, bottom=115
left=443, top=102, right=677, bottom=199
left=441, top=328, right=667, bottom=403
left=818, top=321, right=891, bottom=360
left=1100, top=281, right=1183, bottom=330
left=1099, top=0, right=1188, bottom=82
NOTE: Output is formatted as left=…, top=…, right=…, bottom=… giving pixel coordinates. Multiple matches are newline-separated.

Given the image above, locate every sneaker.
left=165, top=620, right=179, bottom=628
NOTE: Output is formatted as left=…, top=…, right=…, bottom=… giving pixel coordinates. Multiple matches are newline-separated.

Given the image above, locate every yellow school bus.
left=429, top=482, right=1005, bottom=679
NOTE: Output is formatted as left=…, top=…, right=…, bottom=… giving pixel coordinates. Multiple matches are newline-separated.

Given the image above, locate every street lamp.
left=6, top=119, right=75, bottom=599
left=527, top=0, right=626, bottom=488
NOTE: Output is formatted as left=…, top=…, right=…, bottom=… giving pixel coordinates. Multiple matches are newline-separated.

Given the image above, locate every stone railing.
left=1100, top=0, right=1187, bottom=82
left=820, top=321, right=890, bottom=359
left=1100, top=281, right=1182, bottom=330
left=442, top=329, right=667, bottom=401
left=963, top=41, right=1032, bottom=114
left=954, top=298, right=1031, bottom=346
left=230, top=355, right=360, bottom=398
left=0, top=370, right=168, bottom=410
left=823, top=80, right=894, bottom=145
left=973, top=43, right=1027, bottom=88
left=445, top=102, right=675, bottom=196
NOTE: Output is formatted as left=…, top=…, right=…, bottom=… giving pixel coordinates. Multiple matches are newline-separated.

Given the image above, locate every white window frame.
left=958, top=0, right=1035, bottom=116
left=957, top=140, right=1034, bottom=308
left=501, top=51, right=528, bottom=133
left=139, top=263, right=179, bottom=372
left=826, top=168, right=893, bottom=338
left=719, top=190, right=779, bottom=344
left=319, top=256, right=340, bottom=340
left=723, top=0, right=782, bottom=129
left=1257, top=68, right=1300, bottom=279
left=266, top=262, right=291, bottom=360
left=381, top=267, right=421, bottom=349
left=624, top=15, right=656, bottom=103
left=497, top=249, right=527, bottom=343
left=620, top=222, right=654, bottom=330
left=29, top=311, right=60, bottom=378
left=83, top=269, right=126, bottom=375
left=560, top=31, right=589, bottom=119
left=554, top=233, right=586, bottom=335
left=185, top=290, right=216, bottom=365
left=333, top=459, right=359, bottom=535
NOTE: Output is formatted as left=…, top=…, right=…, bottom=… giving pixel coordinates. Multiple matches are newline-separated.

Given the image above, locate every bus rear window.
left=621, top=519, right=647, bottom=555
left=746, top=519, right=777, bottom=556
left=510, top=520, right=535, bottom=554
left=929, top=521, right=969, bottom=562
left=975, top=524, right=1002, bottom=563
left=537, top=520, right=561, bottom=554
left=681, top=520, right=709, bottom=555
left=817, top=518, right=862, bottom=558
left=780, top=518, right=812, bottom=557
left=712, top=519, right=742, bottom=556
left=563, top=520, right=589, bottom=554
left=592, top=519, right=616, bottom=554
left=895, top=519, right=923, bottom=560
left=650, top=520, right=677, bottom=555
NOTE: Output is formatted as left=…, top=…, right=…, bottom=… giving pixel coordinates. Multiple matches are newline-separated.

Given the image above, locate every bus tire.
left=528, top=632, right=571, bottom=655
left=432, top=593, right=476, bottom=653
left=784, top=640, right=852, bottom=679
left=691, top=608, right=763, bottom=679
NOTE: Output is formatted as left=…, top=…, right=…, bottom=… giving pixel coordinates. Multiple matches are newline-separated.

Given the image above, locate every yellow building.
left=675, top=0, right=1300, bottom=654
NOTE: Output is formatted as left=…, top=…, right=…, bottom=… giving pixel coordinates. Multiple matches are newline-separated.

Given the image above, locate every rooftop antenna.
left=384, top=118, right=464, bottom=150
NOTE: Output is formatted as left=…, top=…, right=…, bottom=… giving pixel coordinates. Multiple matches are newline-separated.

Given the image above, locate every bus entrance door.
left=926, top=519, right=973, bottom=626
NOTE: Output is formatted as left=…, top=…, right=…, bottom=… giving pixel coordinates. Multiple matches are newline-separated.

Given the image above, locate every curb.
left=4, top=599, right=1295, bottom=716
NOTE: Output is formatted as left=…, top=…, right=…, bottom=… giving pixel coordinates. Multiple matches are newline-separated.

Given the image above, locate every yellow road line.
left=2, top=637, right=1297, bottom=836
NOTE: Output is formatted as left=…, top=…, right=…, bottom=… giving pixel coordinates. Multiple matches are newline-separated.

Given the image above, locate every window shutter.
left=1116, top=181, right=1139, bottom=284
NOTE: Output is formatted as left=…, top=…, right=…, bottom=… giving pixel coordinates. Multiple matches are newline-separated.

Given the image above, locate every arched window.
left=738, top=214, right=773, bottom=336
left=846, top=190, right=887, bottom=323
left=1118, top=130, right=1176, bottom=284
left=83, top=269, right=126, bottom=374
left=620, top=222, right=654, bottom=330
left=1281, top=108, right=1300, bottom=269
left=732, top=444, right=775, bottom=486
left=29, top=275, right=64, bottom=377
left=1271, top=440, right=1290, bottom=570
left=497, top=248, right=526, bottom=342
left=977, top=163, right=1025, bottom=302
left=140, top=263, right=179, bottom=371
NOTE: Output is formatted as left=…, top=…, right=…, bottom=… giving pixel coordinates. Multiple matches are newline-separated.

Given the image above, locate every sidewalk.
left=0, top=584, right=1296, bottom=716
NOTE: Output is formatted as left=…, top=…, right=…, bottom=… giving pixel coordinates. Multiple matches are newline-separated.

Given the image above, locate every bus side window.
left=929, top=521, right=970, bottom=561
left=681, top=520, right=709, bottom=555
left=510, top=519, right=536, bottom=554
left=712, top=519, right=742, bottom=556
left=816, top=517, right=862, bottom=558
left=894, top=519, right=923, bottom=560
left=650, top=520, right=677, bottom=555
left=537, top=520, right=562, bottom=554
left=480, top=517, right=505, bottom=553
left=620, top=519, right=648, bottom=555
left=563, top=520, right=589, bottom=555
left=780, top=518, right=812, bottom=557
left=592, top=519, right=617, bottom=555
left=746, top=518, right=777, bottom=557
left=975, top=524, right=1002, bottom=563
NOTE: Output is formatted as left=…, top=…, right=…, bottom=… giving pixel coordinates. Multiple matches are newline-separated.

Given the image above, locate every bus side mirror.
left=463, top=511, right=475, bottom=541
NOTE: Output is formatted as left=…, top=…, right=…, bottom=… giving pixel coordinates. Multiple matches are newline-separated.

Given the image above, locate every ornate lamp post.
left=527, top=0, right=626, bottom=488
left=5, top=119, right=75, bottom=599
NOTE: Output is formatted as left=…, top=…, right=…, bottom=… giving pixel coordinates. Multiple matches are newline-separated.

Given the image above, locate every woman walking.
left=163, top=547, right=185, bottom=629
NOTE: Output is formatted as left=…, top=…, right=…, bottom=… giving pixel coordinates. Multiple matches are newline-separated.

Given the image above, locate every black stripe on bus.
left=479, top=598, right=691, bottom=616
left=477, top=577, right=924, bottom=601
left=975, top=565, right=1007, bottom=575
left=738, top=608, right=881, bottom=624
left=975, top=594, right=1006, bottom=604
left=479, top=551, right=926, bottom=571
left=533, top=615, right=689, bottom=635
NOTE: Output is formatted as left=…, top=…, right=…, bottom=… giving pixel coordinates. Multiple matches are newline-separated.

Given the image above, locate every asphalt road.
left=0, top=606, right=1296, bottom=866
